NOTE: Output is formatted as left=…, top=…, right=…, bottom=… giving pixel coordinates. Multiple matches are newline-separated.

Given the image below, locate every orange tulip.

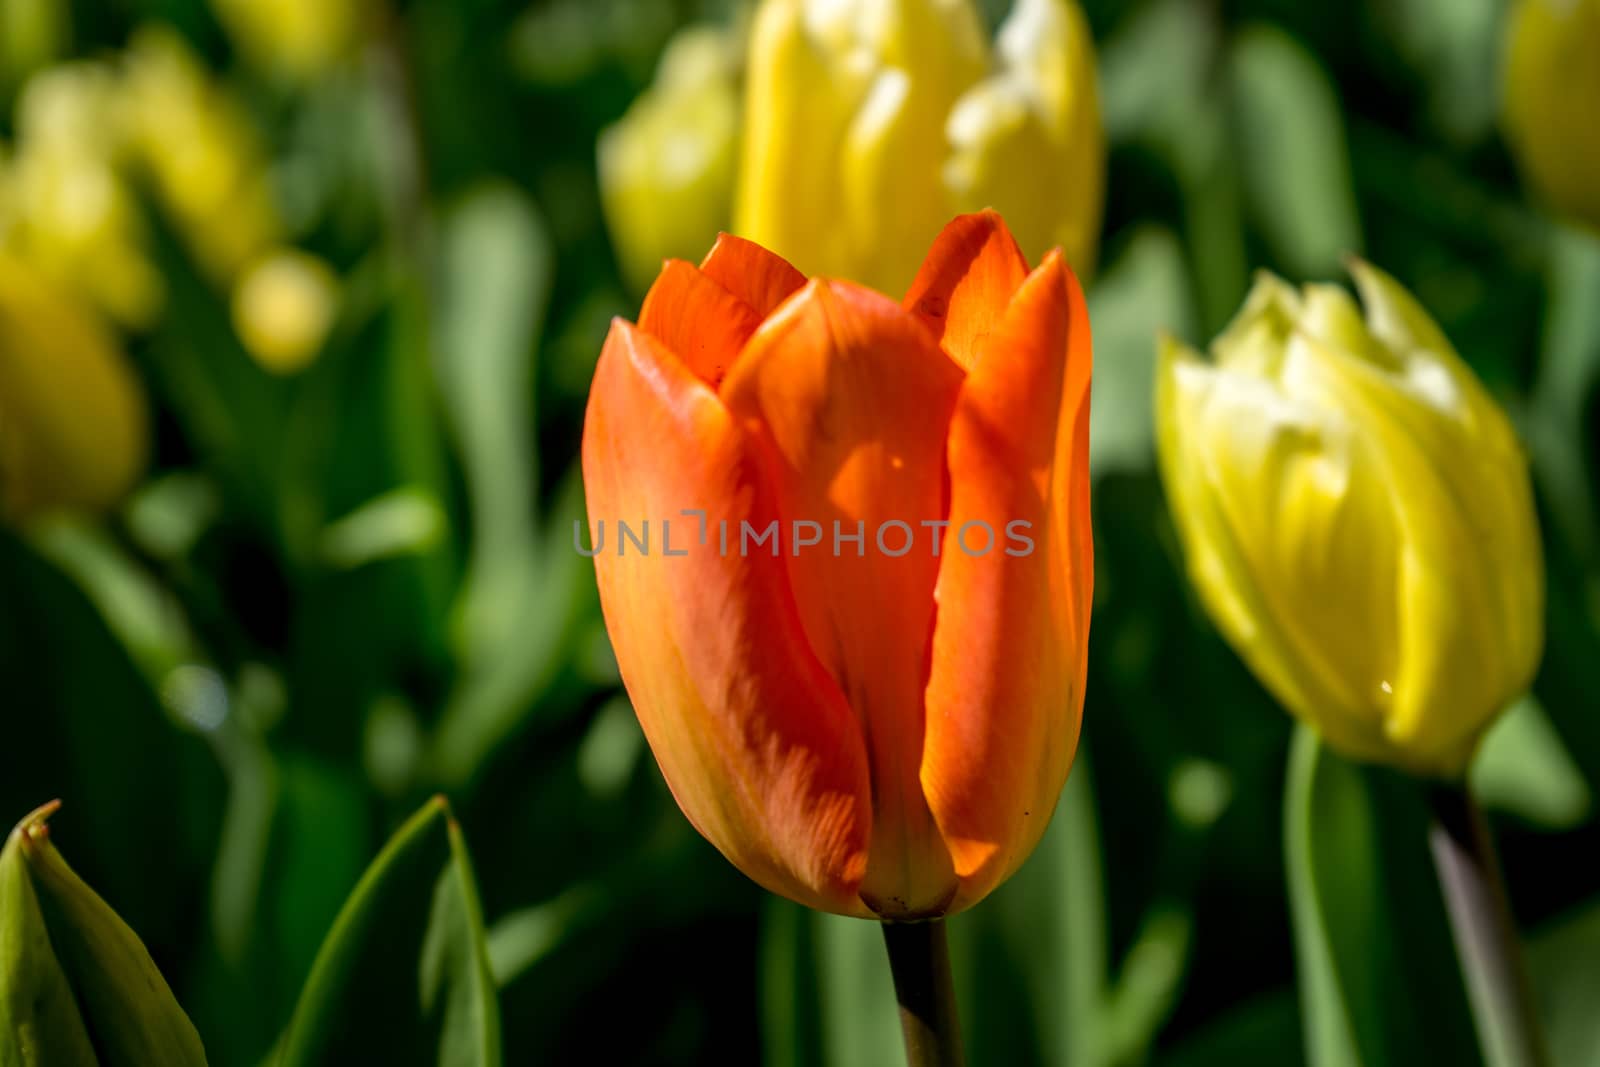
left=581, top=211, right=1092, bottom=919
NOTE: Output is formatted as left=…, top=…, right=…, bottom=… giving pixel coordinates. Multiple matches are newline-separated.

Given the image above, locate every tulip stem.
left=1428, top=784, right=1550, bottom=1067
left=881, top=919, right=965, bottom=1067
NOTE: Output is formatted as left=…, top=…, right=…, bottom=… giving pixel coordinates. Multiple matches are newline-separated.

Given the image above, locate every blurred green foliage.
left=3, top=0, right=1600, bottom=1063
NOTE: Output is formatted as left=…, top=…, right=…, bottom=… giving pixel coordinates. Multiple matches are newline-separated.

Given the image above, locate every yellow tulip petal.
left=943, top=0, right=1104, bottom=274
left=1502, top=0, right=1600, bottom=230
left=737, top=0, right=989, bottom=293
left=598, top=26, right=741, bottom=294
left=0, top=259, right=147, bottom=521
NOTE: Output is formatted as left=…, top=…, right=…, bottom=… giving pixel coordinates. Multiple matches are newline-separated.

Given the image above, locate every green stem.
left=880, top=919, right=965, bottom=1067
left=1428, top=784, right=1550, bottom=1067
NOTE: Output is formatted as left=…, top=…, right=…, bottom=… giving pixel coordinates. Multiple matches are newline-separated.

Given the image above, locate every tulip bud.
left=1156, top=264, right=1543, bottom=777
left=231, top=247, right=339, bottom=374
left=1, top=802, right=207, bottom=1066
left=598, top=26, right=741, bottom=295
left=207, top=0, right=360, bottom=81
left=736, top=0, right=1103, bottom=295
left=1502, top=0, right=1600, bottom=231
left=1, top=256, right=148, bottom=522
left=583, top=212, right=1093, bottom=918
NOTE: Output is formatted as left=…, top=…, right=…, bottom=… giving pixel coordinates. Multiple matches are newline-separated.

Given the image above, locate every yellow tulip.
left=1155, top=264, right=1543, bottom=777
left=208, top=0, right=361, bottom=81
left=736, top=0, right=1102, bottom=296
left=598, top=25, right=741, bottom=295
left=1502, top=0, right=1600, bottom=230
left=0, top=63, right=164, bottom=328
left=0, top=257, right=148, bottom=521
left=122, top=26, right=280, bottom=281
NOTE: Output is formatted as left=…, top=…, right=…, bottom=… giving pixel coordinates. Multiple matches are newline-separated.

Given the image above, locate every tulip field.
left=3, top=0, right=1600, bottom=1064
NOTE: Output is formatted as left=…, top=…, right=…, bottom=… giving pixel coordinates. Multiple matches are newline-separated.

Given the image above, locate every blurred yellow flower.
left=1155, top=264, right=1544, bottom=777
left=737, top=0, right=1102, bottom=296
left=1502, top=0, right=1600, bottom=230
left=0, top=257, right=148, bottom=522
left=598, top=25, right=741, bottom=294
left=0, top=63, right=164, bottom=328
left=122, top=26, right=280, bottom=280
left=208, top=0, right=361, bottom=80
left=232, top=247, right=340, bottom=374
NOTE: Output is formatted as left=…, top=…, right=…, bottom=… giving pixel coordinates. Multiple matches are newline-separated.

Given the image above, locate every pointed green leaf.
left=276, top=797, right=501, bottom=1067
left=1, top=808, right=97, bottom=1067
left=9, top=802, right=208, bottom=1066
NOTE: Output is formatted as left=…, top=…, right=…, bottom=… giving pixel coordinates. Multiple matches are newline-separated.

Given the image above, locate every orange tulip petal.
left=699, top=232, right=808, bottom=318
left=921, top=250, right=1093, bottom=911
left=638, top=259, right=767, bottom=388
left=721, top=280, right=964, bottom=918
left=583, top=319, right=874, bottom=915
left=903, top=210, right=1032, bottom=372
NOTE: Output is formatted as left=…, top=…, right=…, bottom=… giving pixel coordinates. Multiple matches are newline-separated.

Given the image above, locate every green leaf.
left=428, top=464, right=601, bottom=785
left=1370, top=0, right=1501, bottom=144
left=758, top=899, right=900, bottom=1067
left=1087, top=227, right=1196, bottom=480
left=1285, top=725, right=1484, bottom=1067
left=8, top=803, right=208, bottom=1067
left=187, top=751, right=369, bottom=1066
left=1471, top=696, right=1591, bottom=831
left=1, top=808, right=97, bottom=1067
left=948, top=756, right=1107, bottom=1065
left=1098, top=0, right=1218, bottom=146
left=25, top=517, right=198, bottom=683
left=423, top=186, right=595, bottom=786
left=319, top=486, right=449, bottom=570
left=432, top=182, right=553, bottom=664
left=137, top=212, right=293, bottom=539
left=812, top=912, right=903, bottom=1067
left=276, top=797, right=501, bottom=1067
left=1228, top=24, right=1363, bottom=279
left=1101, top=904, right=1193, bottom=1064
left=1526, top=227, right=1600, bottom=560
left=758, top=897, right=823, bottom=1067
left=1529, top=897, right=1600, bottom=1067
left=0, top=531, right=217, bottom=951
